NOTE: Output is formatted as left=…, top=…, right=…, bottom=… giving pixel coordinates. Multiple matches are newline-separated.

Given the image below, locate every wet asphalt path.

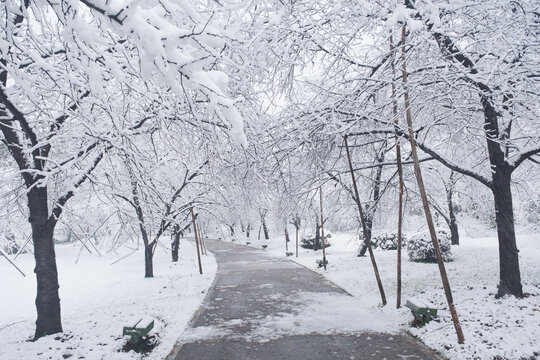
left=170, top=239, right=437, bottom=360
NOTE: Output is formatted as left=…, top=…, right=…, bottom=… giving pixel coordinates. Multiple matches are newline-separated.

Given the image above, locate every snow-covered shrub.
left=372, top=232, right=403, bottom=250
left=300, top=233, right=331, bottom=250
left=407, top=228, right=452, bottom=262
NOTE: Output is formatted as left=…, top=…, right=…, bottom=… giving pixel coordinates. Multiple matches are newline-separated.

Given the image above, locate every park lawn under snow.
left=0, top=239, right=216, bottom=360
left=240, top=229, right=540, bottom=360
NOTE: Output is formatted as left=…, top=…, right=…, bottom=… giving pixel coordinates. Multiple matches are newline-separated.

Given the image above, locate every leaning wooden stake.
left=198, top=223, right=206, bottom=256
left=198, top=222, right=207, bottom=256
left=14, top=234, right=32, bottom=260
left=400, top=24, right=464, bottom=344
left=390, top=29, right=405, bottom=309
left=295, top=218, right=299, bottom=258
left=190, top=206, right=203, bottom=275
left=0, top=248, right=26, bottom=277
left=319, top=187, right=327, bottom=271
left=344, top=136, right=387, bottom=306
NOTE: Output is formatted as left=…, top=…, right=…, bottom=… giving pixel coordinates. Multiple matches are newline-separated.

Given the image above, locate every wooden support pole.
left=190, top=206, right=203, bottom=275
left=196, top=224, right=204, bottom=257
left=198, top=222, right=207, bottom=256
left=295, top=221, right=299, bottom=258
left=400, top=24, right=464, bottom=344
left=13, top=234, right=32, bottom=260
left=390, top=29, right=405, bottom=309
left=68, top=226, right=93, bottom=256
left=0, top=248, right=26, bottom=277
left=344, top=135, right=387, bottom=306
left=319, top=187, right=327, bottom=270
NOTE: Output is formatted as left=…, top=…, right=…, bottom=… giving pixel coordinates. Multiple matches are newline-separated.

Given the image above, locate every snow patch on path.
left=248, top=291, right=398, bottom=341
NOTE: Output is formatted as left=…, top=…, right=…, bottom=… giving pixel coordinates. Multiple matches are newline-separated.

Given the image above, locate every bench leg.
left=129, top=335, right=140, bottom=344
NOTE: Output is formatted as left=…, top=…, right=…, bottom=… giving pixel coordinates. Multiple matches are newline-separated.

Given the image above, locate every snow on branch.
left=348, top=129, right=492, bottom=188
left=76, top=0, right=248, bottom=146
left=510, top=146, right=540, bottom=170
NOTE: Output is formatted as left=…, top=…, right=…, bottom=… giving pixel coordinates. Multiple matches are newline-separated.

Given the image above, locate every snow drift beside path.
left=0, top=240, right=217, bottom=360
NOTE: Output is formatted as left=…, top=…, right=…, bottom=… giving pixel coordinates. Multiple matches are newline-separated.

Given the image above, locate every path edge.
left=165, top=245, right=222, bottom=360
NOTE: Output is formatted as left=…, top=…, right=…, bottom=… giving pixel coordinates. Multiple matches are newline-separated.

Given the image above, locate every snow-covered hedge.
left=407, top=228, right=452, bottom=262
left=372, top=233, right=403, bottom=251
left=301, top=233, right=332, bottom=250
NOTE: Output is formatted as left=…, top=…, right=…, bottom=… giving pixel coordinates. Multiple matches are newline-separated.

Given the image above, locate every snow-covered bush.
left=407, top=228, right=452, bottom=262
left=372, top=232, right=403, bottom=250
left=300, top=233, right=331, bottom=250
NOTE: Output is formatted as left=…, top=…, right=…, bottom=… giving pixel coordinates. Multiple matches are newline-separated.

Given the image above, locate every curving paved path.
left=169, top=239, right=437, bottom=360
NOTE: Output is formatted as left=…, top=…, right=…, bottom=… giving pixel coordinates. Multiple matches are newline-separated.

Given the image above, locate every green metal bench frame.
left=123, top=319, right=154, bottom=344
left=405, top=298, right=438, bottom=326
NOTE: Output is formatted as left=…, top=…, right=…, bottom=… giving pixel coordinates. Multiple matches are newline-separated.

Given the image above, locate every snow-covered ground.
left=235, top=228, right=540, bottom=360
left=0, top=239, right=216, bottom=360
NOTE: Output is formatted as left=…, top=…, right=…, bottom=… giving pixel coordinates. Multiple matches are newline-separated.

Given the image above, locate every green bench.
left=261, top=244, right=268, bottom=249
left=285, top=252, right=293, bottom=257
left=316, top=259, right=328, bottom=268
left=405, top=298, right=437, bottom=326
left=123, top=318, right=154, bottom=344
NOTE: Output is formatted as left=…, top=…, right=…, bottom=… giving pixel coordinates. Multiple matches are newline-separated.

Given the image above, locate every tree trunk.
left=145, top=244, right=154, bottom=278
left=447, top=191, right=459, bottom=246
left=314, top=217, right=321, bottom=251
left=246, top=224, right=251, bottom=238
left=293, top=215, right=300, bottom=258
left=445, top=172, right=459, bottom=245
left=492, top=171, right=522, bottom=298
left=262, top=219, right=269, bottom=240
left=295, top=226, right=299, bottom=258
left=285, top=227, right=289, bottom=251
left=171, top=225, right=180, bottom=262
left=358, top=217, right=373, bottom=257
left=480, top=86, right=523, bottom=298
left=29, top=187, right=62, bottom=339
left=358, top=148, right=385, bottom=257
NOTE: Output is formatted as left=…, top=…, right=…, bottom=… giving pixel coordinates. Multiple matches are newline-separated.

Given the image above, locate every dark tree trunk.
left=246, top=224, right=251, bottom=238
left=446, top=177, right=460, bottom=245
left=145, top=244, right=154, bottom=278
left=284, top=227, right=290, bottom=251
left=171, top=225, right=180, bottom=262
left=262, top=220, right=269, bottom=240
left=228, top=224, right=235, bottom=236
left=358, top=217, right=373, bottom=257
left=29, top=187, right=62, bottom=339
left=449, top=219, right=459, bottom=246
left=492, top=171, right=522, bottom=297
left=358, top=148, right=385, bottom=257
left=314, top=218, right=321, bottom=251
left=480, top=93, right=523, bottom=298
left=293, top=215, right=300, bottom=258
